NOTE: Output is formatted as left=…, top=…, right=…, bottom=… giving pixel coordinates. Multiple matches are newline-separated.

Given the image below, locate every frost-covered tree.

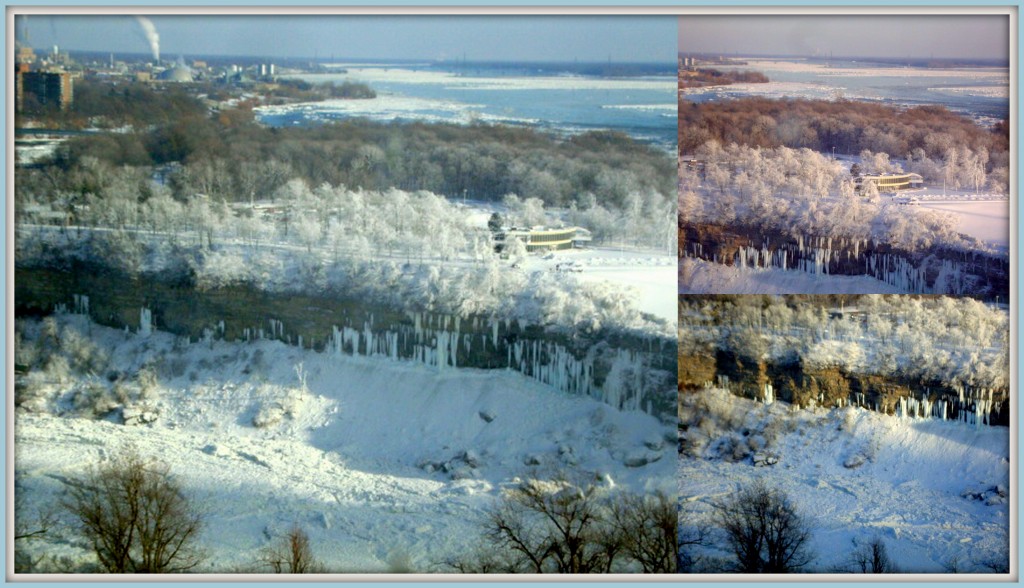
left=713, top=479, right=813, bottom=573
left=505, top=236, right=527, bottom=265
left=292, top=212, right=321, bottom=254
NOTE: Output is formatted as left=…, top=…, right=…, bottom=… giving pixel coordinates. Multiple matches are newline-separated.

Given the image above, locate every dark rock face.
left=679, top=222, right=1009, bottom=299
left=16, top=266, right=678, bottom=420
left=677, top=352, right=717, bottom=391
left=678, top=351, right=1010, bottom=427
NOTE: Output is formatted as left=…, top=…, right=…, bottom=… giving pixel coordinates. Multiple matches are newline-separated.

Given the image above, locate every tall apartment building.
left=16, top=66, right=74, bottom=111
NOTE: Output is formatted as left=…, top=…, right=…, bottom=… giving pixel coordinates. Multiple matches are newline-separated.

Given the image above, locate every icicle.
left=139, top=307, right=153, bottom=337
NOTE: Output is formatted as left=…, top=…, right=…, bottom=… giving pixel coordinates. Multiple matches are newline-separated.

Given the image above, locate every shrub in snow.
left=14, top=376, right=51, bottom=413
left=747, top=434, right=766, bottom=453
left=70, top=382, right=119, bottom=418
left=385, top=549, right=415, bottom=573
left=14, top=329, right=39, bottom=369
left=848, top=536, right=896, bottom=573
left=727, top=435, right=751, bottom=463
left=121, top=407, right=159, bottom=426
left=559, top=449, right=580, bottom=467
left=252, top=384, right=307, bottom=429
left=678, top=429, right=707, bottom=458
left=478, top=410, right=496, bottom=423
left=523, top=454, right=543, bottom=466
left=60, top=326, right=108, bottom=375
left=256, top=525, right=325, bottom=574
left=135, top=367, right=161, bottom=404
left=253, top=403, right=287, bottom=429
left=40, top=317, right=61, bottom=351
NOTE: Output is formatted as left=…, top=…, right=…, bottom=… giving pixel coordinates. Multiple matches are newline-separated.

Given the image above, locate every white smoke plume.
left=135, top=16, right=160, bottom=62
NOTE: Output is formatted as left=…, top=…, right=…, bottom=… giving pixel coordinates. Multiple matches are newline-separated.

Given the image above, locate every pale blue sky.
left=679, top=15, right=1009, bottom=60
left=17, top=14, right=677, bottom=63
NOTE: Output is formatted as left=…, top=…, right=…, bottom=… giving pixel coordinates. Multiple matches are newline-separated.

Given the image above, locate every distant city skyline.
left=15, top=14, right=677, bottom=63
left=679, top=15, right=1009, bottom=61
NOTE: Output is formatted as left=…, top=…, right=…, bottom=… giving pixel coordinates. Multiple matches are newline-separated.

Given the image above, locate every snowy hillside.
left=15, top=315, right=675, bottom=573
left=679, top=388, right=1010, bottom=573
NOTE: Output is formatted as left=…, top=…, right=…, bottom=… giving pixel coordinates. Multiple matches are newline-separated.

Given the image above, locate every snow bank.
left=14, top=316, right=674, bottom=573
left=679, top=388, right=1009, bottom=573
left=679, top=257, right=905, bottom=295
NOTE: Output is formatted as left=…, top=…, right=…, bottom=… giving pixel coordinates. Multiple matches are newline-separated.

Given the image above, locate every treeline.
left=263, top=79, right=376, bottom=103
left=678, top=68, right=769, bottom=89
left=678, top=97, right=1009, bottom=163
left=17, top=78, right=210, bottom=130
left=41, top=118, right=673, bottom=210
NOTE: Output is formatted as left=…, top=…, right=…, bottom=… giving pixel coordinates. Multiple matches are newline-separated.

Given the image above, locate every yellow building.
left=855, top=172, right=924, bottom=193
left=495, top=226, right=590, bottom=253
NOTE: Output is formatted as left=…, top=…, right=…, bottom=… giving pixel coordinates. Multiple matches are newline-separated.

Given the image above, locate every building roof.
left=157, top=66, right=194, bottom=82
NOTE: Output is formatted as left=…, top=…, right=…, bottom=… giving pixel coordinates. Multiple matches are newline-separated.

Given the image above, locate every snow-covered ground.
left=680, top=388, right=1010, bottom=574
left=14, top=315, right=675, bottom=573
left=520, top=248, right=677, bottom=324
left=15, top=140, right=63, bottom=165
left=917, top=200, right=1010, bottom=248
left=679, top=258, right=905, bottom=295
left=462, top=203, right=677, bottom=324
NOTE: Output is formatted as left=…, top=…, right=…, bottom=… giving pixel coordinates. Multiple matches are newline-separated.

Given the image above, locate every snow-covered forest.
left=677, top=97, right=1010, bottom=164
left=679, top=142, right=995, bottom=253
left=16, top=192, right=673, bottom=340
left=677, top=97, right=1010, bottom=296
left=678, top=295, right=1009, bottom=421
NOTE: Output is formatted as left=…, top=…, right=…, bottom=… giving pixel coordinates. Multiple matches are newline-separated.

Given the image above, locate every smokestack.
left=135, top=16, right=160, bottom=64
